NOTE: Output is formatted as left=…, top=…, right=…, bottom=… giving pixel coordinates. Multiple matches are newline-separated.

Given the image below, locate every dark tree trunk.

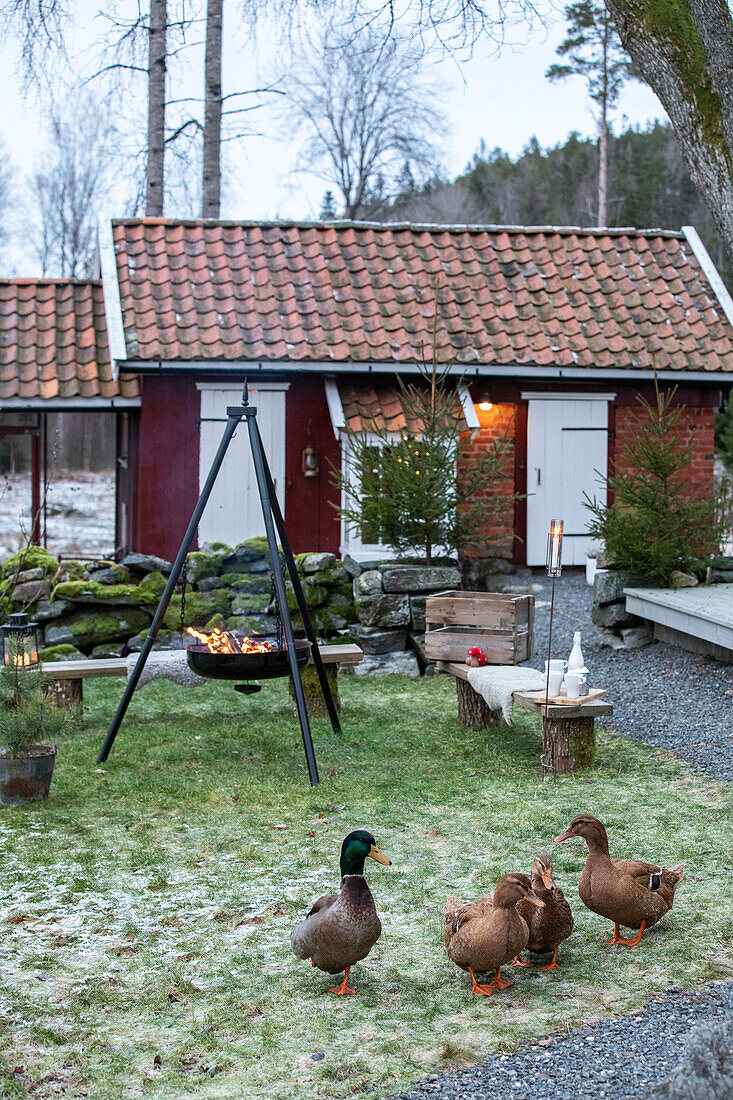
left=202, top=0, right=223, bottom=218
left=606, top=0, right=733, bottom=264
left=456, top=679, right=499, bottom=728
left=146, top=0, right=167, bottom=216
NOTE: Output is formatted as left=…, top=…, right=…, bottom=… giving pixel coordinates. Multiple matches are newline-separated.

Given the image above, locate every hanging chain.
left=269, top=550, right=287, bottom=650
left=178, top=560, right=188, bottom=638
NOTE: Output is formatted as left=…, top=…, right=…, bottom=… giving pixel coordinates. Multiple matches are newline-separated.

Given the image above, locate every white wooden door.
left=197, top=384, right=287, bottom=547
left=525, top=396, right=610, bottom=566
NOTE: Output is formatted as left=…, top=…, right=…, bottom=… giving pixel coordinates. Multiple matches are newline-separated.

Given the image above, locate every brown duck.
left=555, top=814, right=684, bottom=945
left=291, top=830, right=391, bottom=995
left=444, top=873, right=544, bottom=996
left=512, top=852, right=574, bottom=970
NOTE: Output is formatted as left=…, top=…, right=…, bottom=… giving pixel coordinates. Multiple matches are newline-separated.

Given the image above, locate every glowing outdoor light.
left=1, top=612, right=40, bottom=668
left=546, top=519, right=564, bottom=578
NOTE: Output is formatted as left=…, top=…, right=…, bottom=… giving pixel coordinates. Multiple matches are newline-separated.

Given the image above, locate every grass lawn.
left=1, top=673, right=732, bottom=1100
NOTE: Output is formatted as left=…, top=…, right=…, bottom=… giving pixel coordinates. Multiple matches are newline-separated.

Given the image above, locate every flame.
left=186, top=627, right=277, bottom=654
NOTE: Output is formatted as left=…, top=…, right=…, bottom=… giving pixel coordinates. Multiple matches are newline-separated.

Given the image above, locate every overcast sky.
left=0, top=1, right=666, bottom=273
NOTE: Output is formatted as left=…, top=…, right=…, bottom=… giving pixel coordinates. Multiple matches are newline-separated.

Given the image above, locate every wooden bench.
left=42, top=644, right=364, bottom=716
left=436, top=660, right=613, bottom=775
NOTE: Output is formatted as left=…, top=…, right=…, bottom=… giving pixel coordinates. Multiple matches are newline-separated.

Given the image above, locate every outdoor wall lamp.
left=1, top=612, right=40, bottom=668
left=301, top=445, right=319, bottom=478
left=477, top=389, right=493, bottom=412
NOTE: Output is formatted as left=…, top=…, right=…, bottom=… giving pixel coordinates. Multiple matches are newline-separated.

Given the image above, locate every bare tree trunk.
left=202, top=0, right=223, bottom=218
left=146, top=0, right=167, bottom=216
left=607, top=0, right=733, bottom=265
left=598, top=16, right=608, bottom=226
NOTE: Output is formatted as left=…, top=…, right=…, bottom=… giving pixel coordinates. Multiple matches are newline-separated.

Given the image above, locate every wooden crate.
left=424, top=590, right=534, bottom=664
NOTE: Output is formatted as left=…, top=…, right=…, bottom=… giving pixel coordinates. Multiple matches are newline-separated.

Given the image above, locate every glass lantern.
left=1, top=613, right=41, bottom=668
left=546, top=519, right=564, bottom=578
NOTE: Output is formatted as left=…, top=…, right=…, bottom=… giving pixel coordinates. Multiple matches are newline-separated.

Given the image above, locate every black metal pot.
left=0, top=746, right=56, bottom=806
left=186, top=638, right=312, bottom=681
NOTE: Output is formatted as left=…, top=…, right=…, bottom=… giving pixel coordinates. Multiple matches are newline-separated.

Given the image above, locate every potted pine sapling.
left=0, top=638, right=77, bottom=805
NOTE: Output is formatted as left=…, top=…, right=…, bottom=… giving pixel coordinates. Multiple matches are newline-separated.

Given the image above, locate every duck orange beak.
left=526, top=891, right=545, bottom=909
left=540, top=867, right=555, bottom=891
left=554, top=827, right=574, bottom=843
left=368, top=844, right=391, bottom=866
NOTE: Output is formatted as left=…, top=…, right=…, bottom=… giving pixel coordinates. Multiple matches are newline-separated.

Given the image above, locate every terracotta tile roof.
left=111, top=220, right=733, bottom=372
left=338, top=382, right=461, bottom=433
left=0, top=279, right=139, bottom=402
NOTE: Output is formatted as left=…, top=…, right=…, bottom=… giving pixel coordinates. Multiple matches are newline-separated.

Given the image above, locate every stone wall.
left=0, top=543, right=356, bottom=661
left=592, top=568, right=650, bottom=650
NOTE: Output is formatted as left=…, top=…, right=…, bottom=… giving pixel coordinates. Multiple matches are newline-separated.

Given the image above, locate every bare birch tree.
left=30, top=89, right=115, bottom=277
left=280, top=25, right=445, bottom=218
left=202, top=0, right=223, bottom=217
left=146, top=0, right=167, bottom=216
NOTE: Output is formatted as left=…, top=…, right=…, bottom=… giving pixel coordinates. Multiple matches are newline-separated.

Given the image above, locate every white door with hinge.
left=197, top=383, right=288, bottom=547
left=525, top=395, right=612, bottom=566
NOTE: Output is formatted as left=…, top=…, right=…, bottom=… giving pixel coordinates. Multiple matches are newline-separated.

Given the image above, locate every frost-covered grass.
left=0, top=674, right=732, bottom=1100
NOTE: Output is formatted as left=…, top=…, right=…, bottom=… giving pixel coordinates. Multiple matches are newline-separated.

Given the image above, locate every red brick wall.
left=459, top=403, right=517, bottom=560
left=613, top=403, right=716, bottom=497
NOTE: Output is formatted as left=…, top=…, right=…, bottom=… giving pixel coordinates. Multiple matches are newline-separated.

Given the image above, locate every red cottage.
left=3, top=220, right=732, bottom=565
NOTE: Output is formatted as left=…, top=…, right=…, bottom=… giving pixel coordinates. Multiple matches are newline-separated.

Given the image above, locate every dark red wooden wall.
left=284, top=377, right=341, bottom=555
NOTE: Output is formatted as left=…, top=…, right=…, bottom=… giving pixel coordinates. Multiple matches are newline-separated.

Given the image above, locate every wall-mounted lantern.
left=1, top=612, right=40, bottom=668
left=477, top=389, right=493, bottom=412
left=301, top=446, right=319, bottom=478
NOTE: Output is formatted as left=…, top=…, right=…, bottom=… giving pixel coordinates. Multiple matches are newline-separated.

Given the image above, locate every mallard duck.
left=512, top=852, right=574, bottom=970
left=555, top=813, right=684, bottom=945
left=291, top=830, right=391, bottom=995
left=444, top=872, right=544, bottom=996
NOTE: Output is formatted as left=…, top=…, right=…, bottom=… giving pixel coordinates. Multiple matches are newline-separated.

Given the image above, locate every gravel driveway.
left=524, top=569, right=733, bottom=784
left=384, top=570, right=733, bottom=1100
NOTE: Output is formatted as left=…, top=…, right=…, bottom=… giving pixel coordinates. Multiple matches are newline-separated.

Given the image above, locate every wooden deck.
left=625, top=584, right=733, bottom=663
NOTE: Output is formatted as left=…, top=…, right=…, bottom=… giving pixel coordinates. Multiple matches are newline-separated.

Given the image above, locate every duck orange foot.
left=489, top=968, right=515, bottom=991
left=328, top=967, right=356, bottom=995
left=510, top=955, right=535, bottom=968
left=469, top=967, right=496, bottom=995
left=606, top=920, right=646, bottom=947
left=538, top=945, right=562, bottom=970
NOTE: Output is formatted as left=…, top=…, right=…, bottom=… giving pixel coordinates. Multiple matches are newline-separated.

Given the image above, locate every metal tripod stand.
left=97, top=381, right=340, bottom=785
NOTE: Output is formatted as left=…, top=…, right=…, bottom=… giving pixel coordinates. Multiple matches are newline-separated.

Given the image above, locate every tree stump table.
left=437, top=662, right=613, bottom=775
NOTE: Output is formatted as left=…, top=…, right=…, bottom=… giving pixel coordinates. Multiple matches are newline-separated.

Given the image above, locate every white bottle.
left=567, top=631, right=584, bottom=672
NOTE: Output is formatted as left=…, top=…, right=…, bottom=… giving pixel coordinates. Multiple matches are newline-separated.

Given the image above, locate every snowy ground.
left=0, top=471, right=116, bottom=560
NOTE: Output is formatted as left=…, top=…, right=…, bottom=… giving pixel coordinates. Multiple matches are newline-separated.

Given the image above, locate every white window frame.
left=338, top=431, right=458, bottom=562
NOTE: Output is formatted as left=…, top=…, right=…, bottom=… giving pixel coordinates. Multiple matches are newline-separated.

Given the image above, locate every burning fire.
left=186, top=627, right=277, bottom=654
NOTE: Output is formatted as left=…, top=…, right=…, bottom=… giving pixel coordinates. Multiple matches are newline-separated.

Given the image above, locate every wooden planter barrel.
left=0, top=746, right=57, bottom=805
left=425, top=591, right=534, bottom=664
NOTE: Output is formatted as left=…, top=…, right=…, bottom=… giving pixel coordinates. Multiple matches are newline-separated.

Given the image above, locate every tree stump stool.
left=541, top=715, right=595, bottom=775
left=43, top=678, right=83, bottom=709
left=289, top=664, right=340, bottom=718
left=456, top=678, right=500, bottom=728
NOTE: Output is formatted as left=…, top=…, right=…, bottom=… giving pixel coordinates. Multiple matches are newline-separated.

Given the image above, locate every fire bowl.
left=186, top=638, right=312, bottom=681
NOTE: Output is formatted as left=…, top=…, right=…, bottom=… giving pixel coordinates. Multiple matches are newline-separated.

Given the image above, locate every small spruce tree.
left=585, top=381, right=721, bottom=585
left=334, top=357, right=518, bottom=565
left=0, top=641, right=76, bottom=757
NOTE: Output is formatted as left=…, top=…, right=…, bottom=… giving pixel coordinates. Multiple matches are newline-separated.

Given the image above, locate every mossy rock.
left=222, top=573, right=271, bottom=595
left=137, top=570, right=168, bottom=597
left=225, top=614, right=261, bottom=633
left=38, top=643, right=85, bottom=662
left=53, top=560, right=87, bottom=584
left=162, top=590, right=231, bottom=630
left=186, top=551, right=223, bottom=583
left=304, top=568, right=343, bottom=586
left=203, top=613, right=226, bottom=632
left=46, top=608, right=151, bottom=648
left=229, top=592, right=270, bottom=615
left=223, top=537, right=271, bottom=568
left=51, top=581, right=161, bottom=608
left=2, top=546, right=59, bottom=580
left=206, top=541, right=233, bottom=554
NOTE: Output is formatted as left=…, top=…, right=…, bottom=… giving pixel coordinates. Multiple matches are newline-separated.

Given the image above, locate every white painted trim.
left=120, top=360, right=733, bottom=381
left=457, top=382, right=480, bottom=428
left=324, top=378, right=345, bottom=439
left=682, top=225, right=733, bottom=333
left=0, top=397, right=140, bottom=410
left=97, top=217, right=127, bottom=377
left=195, top=381, right=290, bottom=392
left=521, top=391, right=616, bottom=401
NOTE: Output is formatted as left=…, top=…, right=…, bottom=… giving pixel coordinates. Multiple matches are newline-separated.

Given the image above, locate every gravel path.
left=384, top=570, right=733, bottom=1100
left=386, top=981, right=733, bottom=1100
left=523, top=569, right=733, bottom=783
